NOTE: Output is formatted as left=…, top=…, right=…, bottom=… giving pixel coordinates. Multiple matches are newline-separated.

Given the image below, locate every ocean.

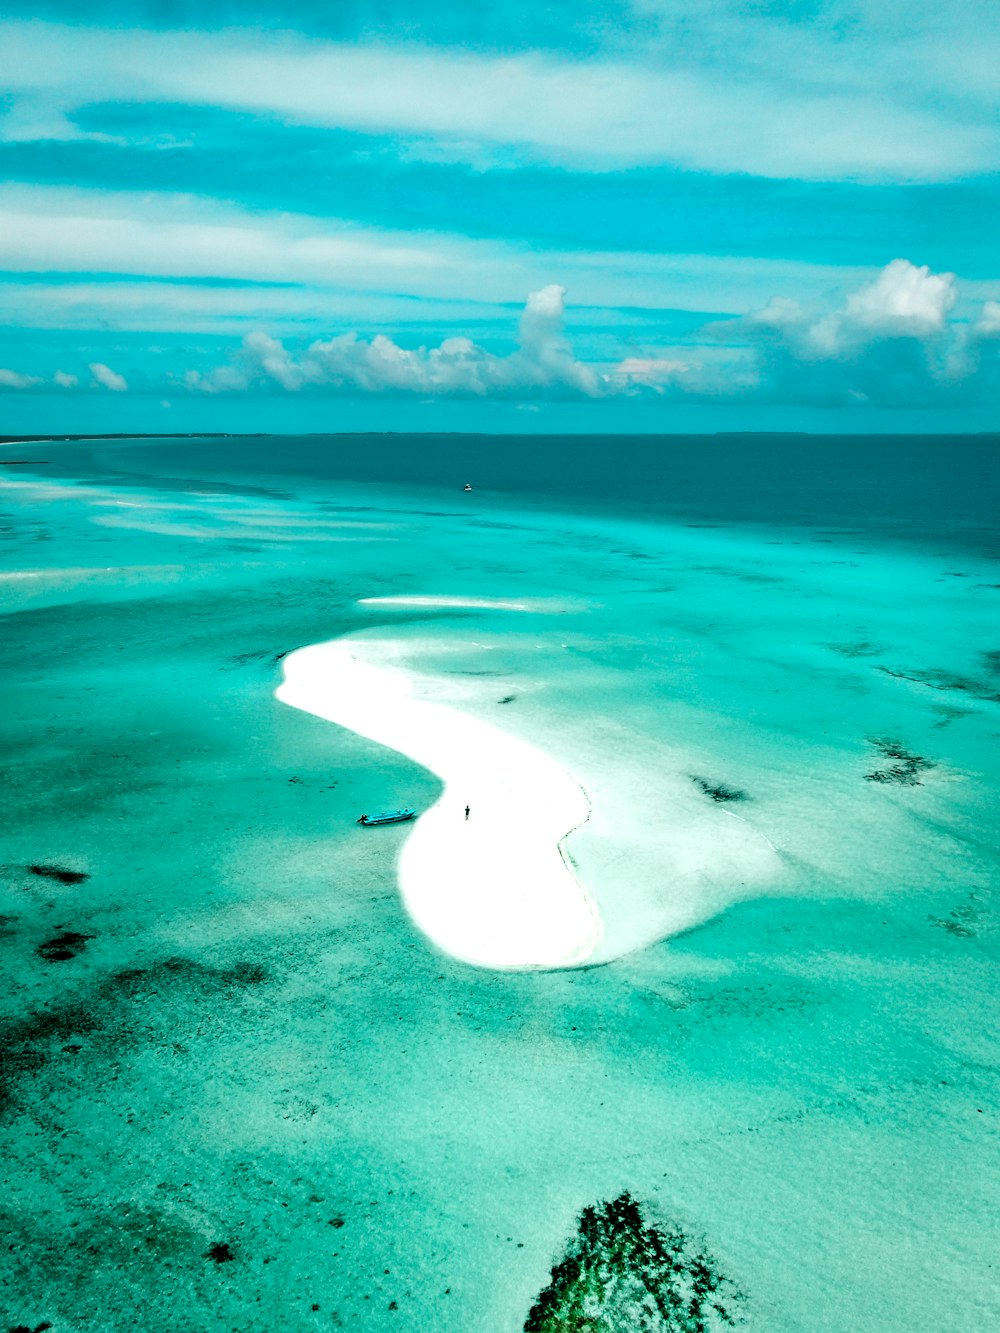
left=1, top=433, right=998, bottom=1331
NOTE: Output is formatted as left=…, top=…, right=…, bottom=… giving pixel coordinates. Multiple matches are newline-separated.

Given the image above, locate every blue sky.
left=1, top=1, right=998, bottom=433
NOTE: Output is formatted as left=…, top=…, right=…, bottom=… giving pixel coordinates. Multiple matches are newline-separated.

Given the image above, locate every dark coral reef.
left=690, top=777, right=748, bottom=804
left=35, top=931, right=93, bottom=962
left=524, top=1192, right=743, bottom=1332
left=27, top=864, right=88, bottom=885
left=864, top=737, right=934, bottom=786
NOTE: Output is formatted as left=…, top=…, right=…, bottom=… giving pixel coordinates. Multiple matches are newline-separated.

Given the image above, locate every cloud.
left=1, top=19, right=997, bottom=180
left=0, top=185, right=458, bottom=295
left=723, top=260, right=959, bottom=359
left=0, top=184, right=864, bottom=324
left=703, top=259, right=996, bottom=407
left=628, top=0, right=1000, bottom=109
left=0, top=363, right=125, bottom=393
left=843, top=259, right=957, bottom=333
left=959, top=299, right=1000, bottom=396
left=5, top=262, right=996, bottom=412
left=614, top=356, right=691, bottom=389
left=89, top=361, right=128, bottom=391
left=0, top=367, right=41, bottom=389
left=178, top=262, right=1000, bottom=407
left=187, top=285, right=606, bottom=399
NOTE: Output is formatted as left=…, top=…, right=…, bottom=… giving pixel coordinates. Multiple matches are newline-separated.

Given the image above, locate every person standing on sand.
left=465, top=805, right=470, bottom=820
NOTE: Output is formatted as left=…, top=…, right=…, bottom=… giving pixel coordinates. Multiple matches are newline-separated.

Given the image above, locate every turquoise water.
left=1, top=435, right=998, bottom=1330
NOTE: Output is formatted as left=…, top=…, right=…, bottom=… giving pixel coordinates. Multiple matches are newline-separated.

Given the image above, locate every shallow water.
left=1, top=434, right=998, bottom=1331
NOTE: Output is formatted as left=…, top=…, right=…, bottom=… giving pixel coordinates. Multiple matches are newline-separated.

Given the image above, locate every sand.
left=276, top=636, right=602, bottom=969
left=359, top=595, right=536, bottom=611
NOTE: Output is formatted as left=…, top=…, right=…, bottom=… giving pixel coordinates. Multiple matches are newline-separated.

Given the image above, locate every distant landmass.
left=2, top=431, right=998, bottom=444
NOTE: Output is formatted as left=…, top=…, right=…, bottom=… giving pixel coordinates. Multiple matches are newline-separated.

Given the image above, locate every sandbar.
left=359, top=595, right=536, bottom=611
left=276, top=636, right=602, bottom=969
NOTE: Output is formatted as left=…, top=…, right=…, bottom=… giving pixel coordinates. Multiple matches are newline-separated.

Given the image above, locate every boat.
left=463, top=483, right=473, bottom=492
left=356, top=808, right=416, bottom=826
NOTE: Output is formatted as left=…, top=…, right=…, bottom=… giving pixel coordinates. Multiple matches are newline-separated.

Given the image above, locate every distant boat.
left=356, top=808, right=416, bottom=826
left=463, top=483, right=473, bottom=492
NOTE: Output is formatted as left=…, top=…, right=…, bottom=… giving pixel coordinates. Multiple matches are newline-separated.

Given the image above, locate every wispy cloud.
left=0, top=185, right=461, bottom=291
left=2, top=20, right=997, bottom=181
left=0, top=184, right=878, bottom=327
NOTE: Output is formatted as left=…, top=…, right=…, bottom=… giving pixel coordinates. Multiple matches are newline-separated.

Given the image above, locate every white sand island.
left=276, top=637, right=602, bottom=969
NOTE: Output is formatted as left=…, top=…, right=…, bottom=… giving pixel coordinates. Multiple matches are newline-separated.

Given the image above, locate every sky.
left=0, top=0, right=998, bottom=434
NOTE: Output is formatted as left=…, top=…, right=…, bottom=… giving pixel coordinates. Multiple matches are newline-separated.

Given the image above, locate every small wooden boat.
left=356, top=808, right=416, bottom=826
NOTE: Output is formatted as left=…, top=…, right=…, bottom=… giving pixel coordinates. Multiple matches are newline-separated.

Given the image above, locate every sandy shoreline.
left=276, top=636, right=602, bottom=969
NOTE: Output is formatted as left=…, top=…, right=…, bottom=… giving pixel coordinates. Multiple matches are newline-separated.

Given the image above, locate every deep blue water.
left=53, top=431, right=1000, bottom=556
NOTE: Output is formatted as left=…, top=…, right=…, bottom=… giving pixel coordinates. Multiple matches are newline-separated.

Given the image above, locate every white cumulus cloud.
left=89, top=361, right=128, bottom=392
left=179, top=263, right=1000, bottom=408
left=704, top=259, right=995, bottom=406
left=844, top=258, right=957, bottom=332
left=0, top=367, right=41, bottom=388
left=0, top=261, right=952, bottom=410
left=974, top=300, right=1000, bottom=338
left=188, top=286, right=607, bottom=399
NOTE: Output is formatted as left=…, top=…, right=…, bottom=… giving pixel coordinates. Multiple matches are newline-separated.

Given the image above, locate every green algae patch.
left=690, top=777, right=748, bottom=804
left=929, top=889, right=986, bottom=939
left=35, top=931, right=93, bottom=962
left=109, top=955, right=269, bottom=1000
left=524, top=1193, right=743, bottom=1332
left=0, top=953, right=268, bottom=1119
left=827, top=639, right=884, bottom=659
left=26, top=864, right=88, bottom=886
left=0, top=1001, right=98, bottom=1115
left=864, top=738, right=934, bottom=786
left=877, top=664, right=1000, bottom=703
